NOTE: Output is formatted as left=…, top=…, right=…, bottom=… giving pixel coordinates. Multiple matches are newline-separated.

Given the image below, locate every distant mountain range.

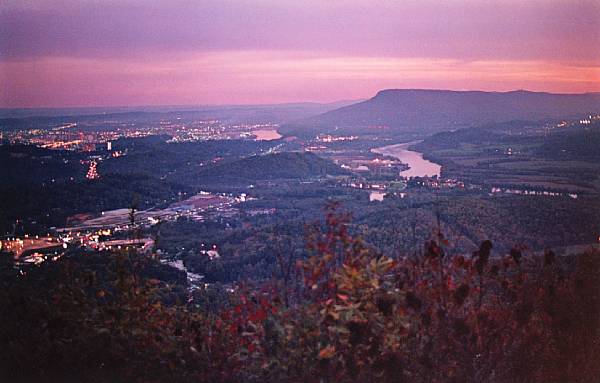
left=281, top=89, right=600, bottom=137
left=0, top=100, right=361, bottom=130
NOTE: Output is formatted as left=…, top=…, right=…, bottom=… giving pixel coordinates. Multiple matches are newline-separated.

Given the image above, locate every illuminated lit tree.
left=86, top=160, right=99, bottom=180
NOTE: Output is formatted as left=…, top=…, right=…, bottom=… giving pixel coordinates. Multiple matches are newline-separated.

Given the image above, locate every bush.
left=1, top=205, right=599, bottom=382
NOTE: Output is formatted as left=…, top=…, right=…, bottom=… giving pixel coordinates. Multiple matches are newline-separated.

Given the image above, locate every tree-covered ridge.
left=198, top=151, right=350, bottom=181
left=2, top=205, right=599, bottom=383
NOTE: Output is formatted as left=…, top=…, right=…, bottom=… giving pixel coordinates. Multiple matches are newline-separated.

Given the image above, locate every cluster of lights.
left=86, top=160, right=100, bottom=180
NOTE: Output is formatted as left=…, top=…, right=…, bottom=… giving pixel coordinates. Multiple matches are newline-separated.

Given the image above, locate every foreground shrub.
left=1, top=206, right=599, bottom=382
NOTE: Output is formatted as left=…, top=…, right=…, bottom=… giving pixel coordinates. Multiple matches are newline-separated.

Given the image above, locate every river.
left=372, top=141, right=441, bottom=178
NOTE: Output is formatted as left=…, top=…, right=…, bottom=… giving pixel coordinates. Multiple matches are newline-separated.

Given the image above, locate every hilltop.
left=198, top=151, right=350, bottom=182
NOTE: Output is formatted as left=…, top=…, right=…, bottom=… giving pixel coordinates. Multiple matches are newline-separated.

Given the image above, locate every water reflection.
left=372, top=141, right=441, bottom=178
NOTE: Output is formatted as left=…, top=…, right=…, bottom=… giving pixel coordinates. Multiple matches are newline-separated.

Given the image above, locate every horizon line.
left=2, top=88, right=600, bottom=111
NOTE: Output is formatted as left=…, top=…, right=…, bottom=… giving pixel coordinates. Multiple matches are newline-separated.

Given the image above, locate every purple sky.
left=1, top=0, right=599, bottom=107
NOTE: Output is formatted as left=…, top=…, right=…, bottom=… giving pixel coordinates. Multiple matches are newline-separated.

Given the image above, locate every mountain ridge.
left=281, top=89, right=600, bottom=137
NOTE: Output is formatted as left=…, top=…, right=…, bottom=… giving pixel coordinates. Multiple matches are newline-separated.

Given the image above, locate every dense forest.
left=152, top=191, right=600, bottom=285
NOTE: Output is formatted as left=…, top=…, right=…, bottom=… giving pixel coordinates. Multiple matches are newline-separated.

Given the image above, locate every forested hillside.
left=198, top=152, right=350, bottom=181
left=2, top=207, right=599, bottom=383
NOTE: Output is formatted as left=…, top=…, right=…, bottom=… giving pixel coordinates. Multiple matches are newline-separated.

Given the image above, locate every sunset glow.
left=1, top=0, right=599, bottom=107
